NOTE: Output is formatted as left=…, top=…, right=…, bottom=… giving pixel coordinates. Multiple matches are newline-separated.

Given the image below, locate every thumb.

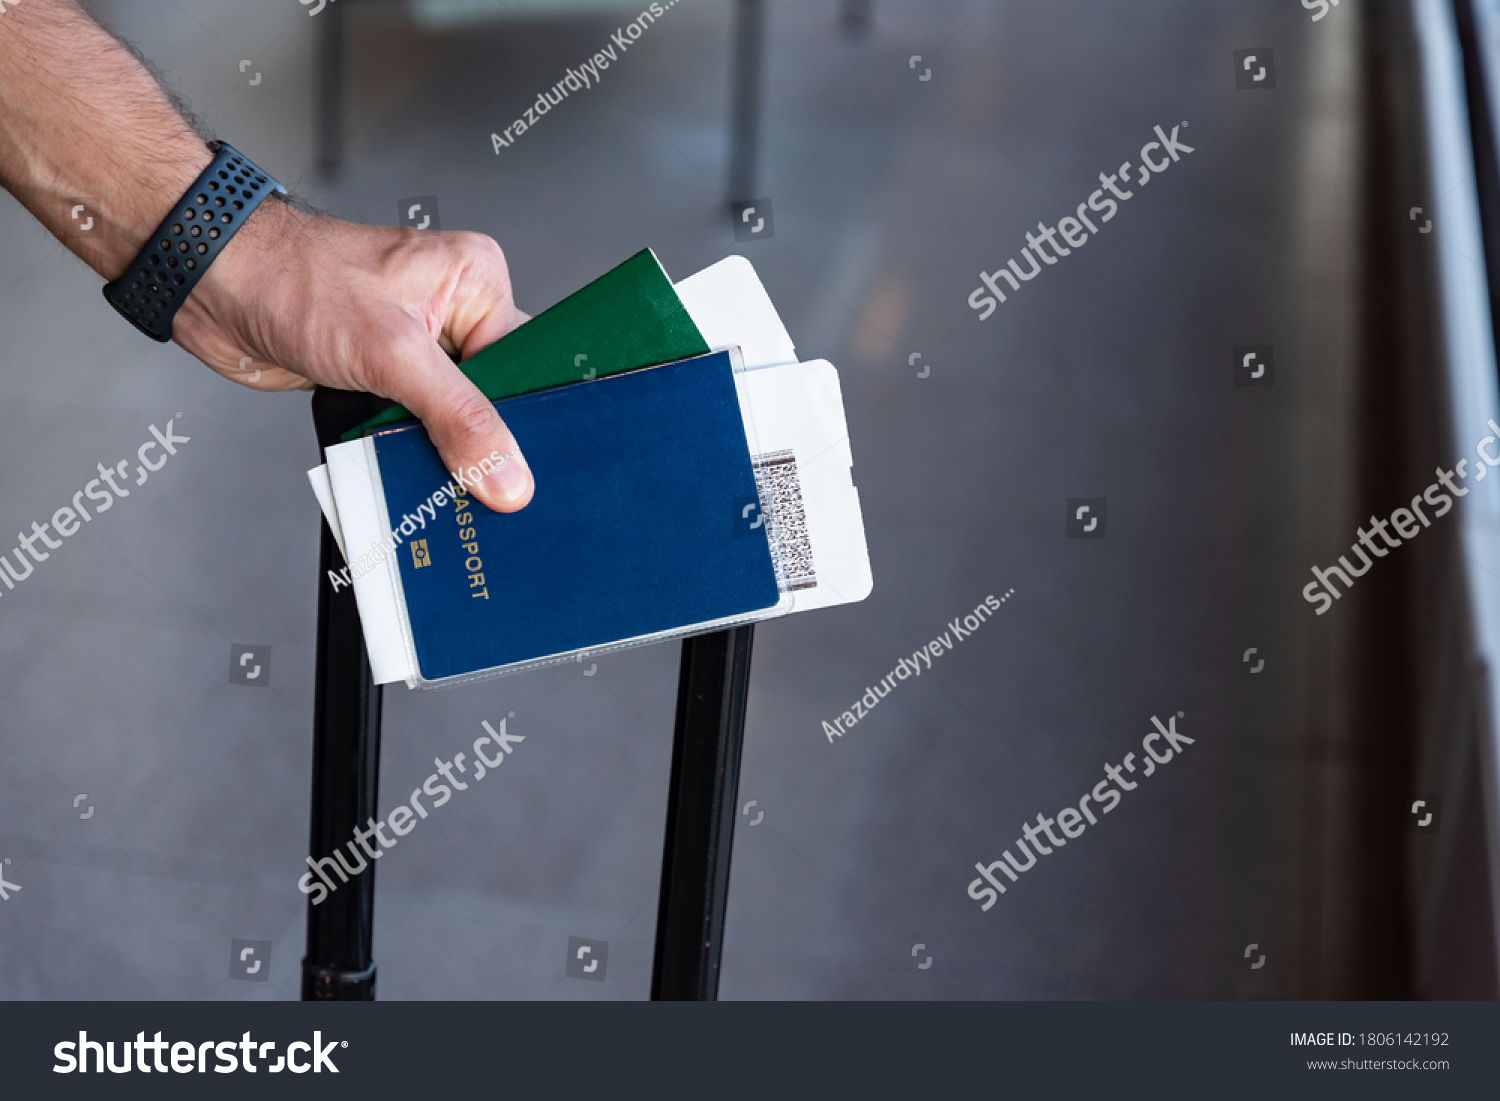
left=391, top=341, right=534, bottom=512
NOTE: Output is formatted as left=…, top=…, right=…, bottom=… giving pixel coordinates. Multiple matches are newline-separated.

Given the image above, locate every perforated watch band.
left=102, top=141, right=286, bottom=342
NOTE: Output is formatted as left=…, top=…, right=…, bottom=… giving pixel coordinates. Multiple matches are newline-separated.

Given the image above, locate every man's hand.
left=177, top=200, right=534, bottom=512
left=0, top=0, right=533, bottom=513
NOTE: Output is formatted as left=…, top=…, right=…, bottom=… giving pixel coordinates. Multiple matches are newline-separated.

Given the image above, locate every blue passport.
left=369, top=351, right=783, bottom=684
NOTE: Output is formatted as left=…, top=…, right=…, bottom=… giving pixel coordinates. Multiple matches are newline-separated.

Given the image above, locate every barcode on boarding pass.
left=752, top=449, right=817, bottom=591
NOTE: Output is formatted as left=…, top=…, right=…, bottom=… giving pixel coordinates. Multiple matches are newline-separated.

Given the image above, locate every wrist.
left=2, top=137, right=211, bottom=281
left=102, top=143, right=292, bottom=343
left=92, top=145, right=215, bottom=279
left=175, top=193, right=311, bottom=345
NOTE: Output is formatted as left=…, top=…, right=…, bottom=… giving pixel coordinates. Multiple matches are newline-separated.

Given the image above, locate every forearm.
left=0, top=0, right=533, bottom=511
left=0, top=0, right=210, bottom=279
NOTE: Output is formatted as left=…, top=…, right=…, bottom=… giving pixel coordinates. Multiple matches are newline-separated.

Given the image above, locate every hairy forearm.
left=0, top=0, right=534, bottom=511
left=0, top=0, right=210, bottom=278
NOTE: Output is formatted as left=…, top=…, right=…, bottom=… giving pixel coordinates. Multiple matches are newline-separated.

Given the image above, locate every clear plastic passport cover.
left=366, top=349, right=795, bottom=689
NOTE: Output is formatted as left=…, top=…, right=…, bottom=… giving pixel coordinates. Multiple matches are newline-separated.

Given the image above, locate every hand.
left=0, top=1, right=531, bottom=510
left=174, top=198, right=535, bottom=512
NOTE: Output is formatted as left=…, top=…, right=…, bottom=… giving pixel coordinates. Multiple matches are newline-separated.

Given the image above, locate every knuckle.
left=456, top=231, right=506, bottom=269
left=460, top=230, right=502, bottom=256
left=448, top=391, right=500, bottom=443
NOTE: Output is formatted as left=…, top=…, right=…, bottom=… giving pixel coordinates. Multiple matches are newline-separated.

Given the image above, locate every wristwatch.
left=102, top=141, right=286, bottom=342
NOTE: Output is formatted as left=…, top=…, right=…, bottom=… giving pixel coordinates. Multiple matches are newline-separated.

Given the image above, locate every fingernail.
left=476, top=449, right=532, bottom=508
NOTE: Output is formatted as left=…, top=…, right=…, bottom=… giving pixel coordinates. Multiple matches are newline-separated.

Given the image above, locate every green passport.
left=345, top=248, right=712, bottom=439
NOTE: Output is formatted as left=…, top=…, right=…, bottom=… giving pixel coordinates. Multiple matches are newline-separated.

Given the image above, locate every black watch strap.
left=102, top=141, right=285, bottom=342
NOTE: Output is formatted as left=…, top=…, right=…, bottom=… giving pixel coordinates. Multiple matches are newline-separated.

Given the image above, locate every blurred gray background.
left=0, top=0, right=1485, bottom=1000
